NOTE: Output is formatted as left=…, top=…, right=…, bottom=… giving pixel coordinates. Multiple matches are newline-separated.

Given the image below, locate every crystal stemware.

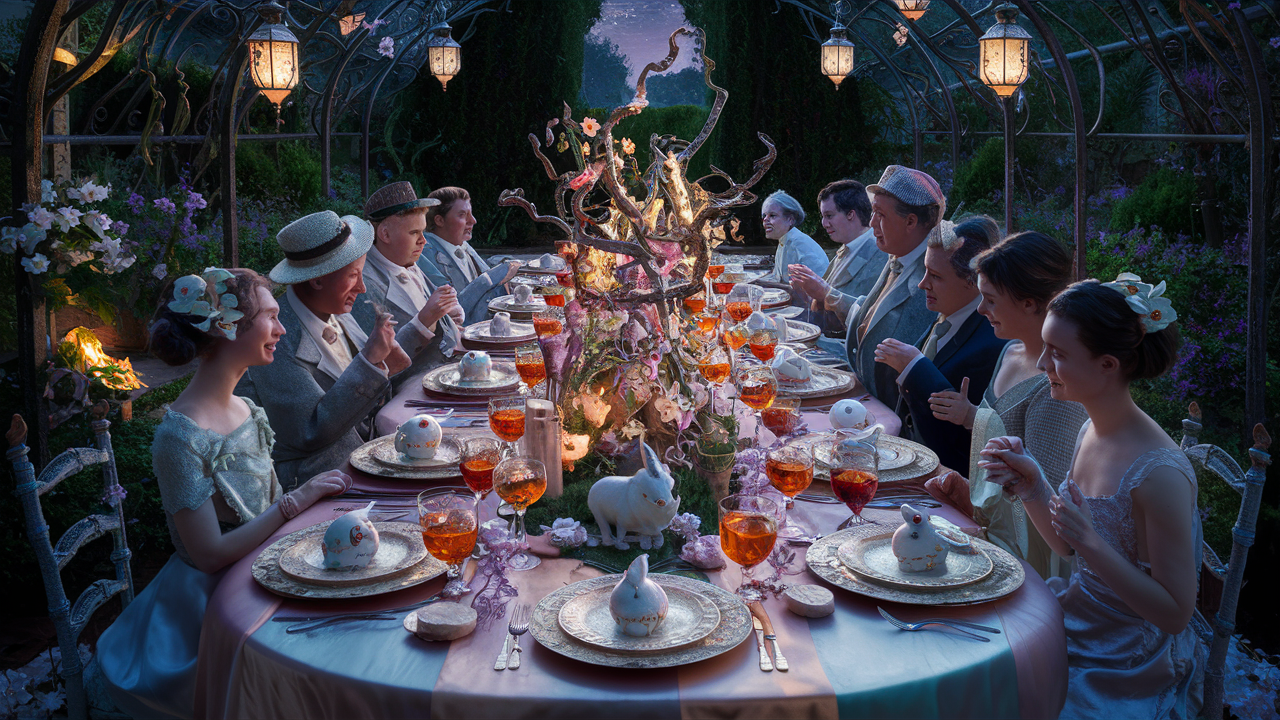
left=760, top=395, right=801, bottom=438
left=417, top=488, right=478, bottom=578
left=748, top=325, right=778, bottom=361
left=538, top=286, right=567, bottom=307
left=683, top=290, right=707, bottom=315
left=719, top=494, right=780, bottom=602
left=532, top=306, right=565, bottom=338
left=725, top=284, right=757, bottom=323
left=488, top=396, right=526, bottom=454
left=514, top=343, right=546, bottom=396
left=493, top=457, right=547, bottom=571
left=735, top=362, right=777, bottom=445
left=831, top=438, right=880, bottom=526
left=696, top=346, right=732, bottom=385
left=766, top=446, right=814, bottom=538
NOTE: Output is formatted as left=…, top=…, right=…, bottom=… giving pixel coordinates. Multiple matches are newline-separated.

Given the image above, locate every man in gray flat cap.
left=236, top=210, right=460, bottom=489
left=842, top=165, right=945, bottom=409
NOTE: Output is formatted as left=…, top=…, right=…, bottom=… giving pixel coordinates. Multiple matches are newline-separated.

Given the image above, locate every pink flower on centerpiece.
left=621, top=137, right=636, bottom=155
left=568, top=165, right=599, bottom=190
left=581, top=117, right=601, bottom=137
left=377, top=36, right=395, bottom=58
left=653, top=395, right=681, bottom=424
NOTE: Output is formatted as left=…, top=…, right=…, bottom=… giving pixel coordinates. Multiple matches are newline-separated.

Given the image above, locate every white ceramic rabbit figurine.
left=609, top=554, right=669, bottom=637
left=588, top=442, right=681, bottom=550
left=322, top=502, right=380, bottom=570
left=891, top=503, right=949, bottom=573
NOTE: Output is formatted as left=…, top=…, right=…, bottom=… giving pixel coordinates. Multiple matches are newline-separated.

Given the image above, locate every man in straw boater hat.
left=843, top=165, right=945, bottom=410
left=353, top=180, right=465, bottom=382
left=237, top=210, right=461, bottom=490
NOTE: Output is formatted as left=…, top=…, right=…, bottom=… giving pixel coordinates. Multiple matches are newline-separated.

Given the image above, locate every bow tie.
left=396, top=271, right=410, bottom=284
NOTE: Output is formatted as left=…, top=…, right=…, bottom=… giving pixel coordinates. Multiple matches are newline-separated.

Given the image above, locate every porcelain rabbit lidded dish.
left=323, top=502, right=380, bottom=570
left=395, top=414, right=442, bottom=460
left=610, top=554, right=670, bottom=637
left=458, top=351, right=493, bottom=382
left=891, top=503, right=966, bottom=573
left=588, top=442, right=681, bottom=550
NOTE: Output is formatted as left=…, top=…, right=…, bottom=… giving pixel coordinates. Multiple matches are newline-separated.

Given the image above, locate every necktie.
left=922, top=317, right=952, bottom=360
left=321, top=324, right=338, bottom=345
left=858, top=258, right=904, bottom=342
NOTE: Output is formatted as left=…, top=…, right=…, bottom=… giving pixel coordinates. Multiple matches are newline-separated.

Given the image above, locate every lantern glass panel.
left=248, top=26, right=298, bottom=105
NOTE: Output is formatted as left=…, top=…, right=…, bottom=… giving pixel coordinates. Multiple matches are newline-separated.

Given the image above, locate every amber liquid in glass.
left=748, top=341, right=777, bottom=361
left=516, top=361, right=546, bottom=387
left=720, top=513, right=777, bottom=567
left=460, top=458, right=496, bottom=495
left=725, top=301, right=752, bottom=322
left=421, top=509, right=478, bottom=565
left=739, top=382, right=776, bottom=410
left=831, top=468, right=879, bottom=514
left=766, top=457, right=813, bottom=497
left=496, top=473, right=547, bottom=511
left=542, top=293, right=566, bottom=307
left=712, top=281, right=735, bottom=295
left=555, top=270, right=574, bottom=288
left=684, top=296, right=707, bottom=314
left=708, top=265, right=726, bottom=279
left=489, top=408, right=526, bottom=442
left=698, top=361, right=731, bottom=384
left=722, top=327, right=748, bottom=350
left=695, top=315, right=719, bottom=333
left=761, top=407, right=798, bottom=435
left=532, top=317, right=563, bottom=337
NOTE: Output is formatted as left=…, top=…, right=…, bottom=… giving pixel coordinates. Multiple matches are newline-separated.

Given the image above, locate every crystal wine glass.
left=514, top=343, right=546, bottom=396
left=538, top=285, right=567, bottom=307
left=766, top=446, right=814, bottom=539
left=696, top=345, right=732, bottom=385
left=748, top=325, right=778, bottom=361
left=493, top=457, right=547, bottom=571
left=725, top=284, right=757, bottom=323
left=683, top=290, right=707, bottom=315
left=532, top=306, right=565, bottom=339
left=760, top=395, right=801, bottom=438
left=831, top=438, right=880, bottom=527
left=735, top=362, right=777, bottom=446
left=417, top=488, right=478, bottom=578
left=488, top=396, right=526, bottom=454
left=719, top=494, right=780, bottom=602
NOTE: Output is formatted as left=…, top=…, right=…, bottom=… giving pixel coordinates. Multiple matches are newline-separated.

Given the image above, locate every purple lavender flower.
left=184, top=190, right=207, bottom=212
left=127, top=192, right=146, bottom=214
left=154, top=197, right=177, bottom=215
left=113, top=221, right=129, bottom=236
left=1271, top=37, right=1280, bottom=49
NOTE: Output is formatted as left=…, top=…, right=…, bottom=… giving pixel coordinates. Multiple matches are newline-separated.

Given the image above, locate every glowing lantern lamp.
left=895, top=0, right=931, bottom=21
left=247, top=1, right=299, bottom=111
left=978, top=3, right=1032, bottom=98
left=427, top=20, right=461, bottom=90
left=821, top=20, right=855, bottom=89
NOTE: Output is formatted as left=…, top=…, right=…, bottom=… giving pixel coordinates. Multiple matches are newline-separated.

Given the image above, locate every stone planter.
left=693, top=449, right=736, bottom=501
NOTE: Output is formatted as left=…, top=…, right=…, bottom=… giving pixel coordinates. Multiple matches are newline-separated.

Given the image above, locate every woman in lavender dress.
left=980, top=277, right=1205, bottom=719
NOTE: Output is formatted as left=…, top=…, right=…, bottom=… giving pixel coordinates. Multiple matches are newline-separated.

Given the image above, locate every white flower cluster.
left=1101, top=272, right=1178, bottom=333
left=1, top=178, right=137, bottom=277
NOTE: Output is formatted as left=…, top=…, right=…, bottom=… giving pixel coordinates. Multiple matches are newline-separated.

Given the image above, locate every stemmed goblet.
left=514, top=343, right=546, bottom=397
left=719, top=494, right=780, bottom=602
left=696, top=345, right=732, bottom=385
left=765, top=446, right=814, bottom=538
left=532, top=306, right=565, bottom=338
left=488, top=397, right=526, bottom=454
left=761, top=396, right=801, bottom=438
left=735, top=362, right=778, bottom=446
left=725, top=284, right=757, bottom=323
left=748, top=324, right=778, bottom=361
left=493, top=457, right=547, bottom=571
left=417, top=488, right=478, bottom=578
left=831, top=438, right=880, bottom=527
left=683, top=290, right=707, bottom=315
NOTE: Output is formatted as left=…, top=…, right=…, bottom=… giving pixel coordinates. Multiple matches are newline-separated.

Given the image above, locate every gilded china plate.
left=798, top=433, right=939, bottom=485
left=783, top=320, right=821, bottom=345
left=760, top=287, right=791, bottom=309
left=423, top=361, right=521, bottom=396
left=371, top=435, right=461, bottom=469
left=808, top=433, right=916, bottom=472
left=488, top=295, right=548, bottom=319
left=278, top=523, right=429, bottom=588
left=771, top=364, right=857, bottom=399
left=350, top=436, right=463, bottom=480
left=836, top=533, right=994, bottom=591
left=531, top=574, right=751, bottom=668
left=462, top=319, right=536, bottom=344
left=253, top=522, right=446, bottom=599
left=557, top=582, right=721, bottom=654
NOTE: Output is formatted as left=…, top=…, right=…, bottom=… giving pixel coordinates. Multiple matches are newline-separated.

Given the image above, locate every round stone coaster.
left=784, top=584, right=835, bottom=618
left=407, top=603, right=478, bottom=641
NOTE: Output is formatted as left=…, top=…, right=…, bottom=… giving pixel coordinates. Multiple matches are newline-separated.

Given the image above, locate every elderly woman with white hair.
left=759, top=190, right=829, bottom=285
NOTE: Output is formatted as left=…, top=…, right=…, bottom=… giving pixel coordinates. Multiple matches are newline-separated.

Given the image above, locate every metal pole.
left=1002, top=95, right=1014, bottom=234
left=220, top=48, right=249, bottom=267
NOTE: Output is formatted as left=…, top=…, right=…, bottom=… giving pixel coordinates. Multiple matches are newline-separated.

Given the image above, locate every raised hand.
left=361, top=310, right=400, bottom=366
left=1050, top=480, right=1098, bottom=553
left=977, top=436, right=1051, bottom=503
left=929, top=377, right=976, bottom=427
left=874, top=338, right=922, bottom=374
left=419, top=285, right=459, bottom=328
left=788, top=264, right=828, bottom=301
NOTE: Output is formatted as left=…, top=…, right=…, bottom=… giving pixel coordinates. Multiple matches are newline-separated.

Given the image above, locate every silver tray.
left=488, top=295, right=548, bottom=320
left=350, top=435, right=462, bottom=480
left=253, top=522, right=446, bottom=600
left=531, top=574, right=752, bottom=668
left=423, top=361, right=521, bottom=396
left=462, top=319, right=536, bottom=344
left=784, top=320, right=821, bottom=345
left=372, top=435, right=462, bottom=469
left=557, top=582, right=721, bottom=654
left=771, top=364, right=857, bottom=399
left=278, top=523, right=428, bottom=588
left=836, top=533, right=994, bottom=591
left=806, top=525, right=1023, bottom=606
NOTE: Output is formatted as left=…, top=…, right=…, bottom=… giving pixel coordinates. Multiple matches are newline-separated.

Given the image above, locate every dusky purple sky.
left=589, top=0, right=699, bottom=85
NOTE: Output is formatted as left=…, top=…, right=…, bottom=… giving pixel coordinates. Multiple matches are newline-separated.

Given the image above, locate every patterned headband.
left=168, top=267, right=245, bottom=340
left=1101, top=272, right=1177, bottom=333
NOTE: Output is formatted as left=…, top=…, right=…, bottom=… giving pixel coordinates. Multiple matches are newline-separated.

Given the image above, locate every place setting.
left=462, top=311, right=537, bottom=348
left=488, top=283, right=552, bottom=320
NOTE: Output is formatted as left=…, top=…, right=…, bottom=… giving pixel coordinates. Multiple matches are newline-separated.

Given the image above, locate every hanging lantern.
left=427, top=20, right=461, bottom=90
left=821, top=21, right=855, bottom=88
left=247, top=1, right=299, bottom=110
left=895, top=0, right=931, bottom=22
left=978, top=3, right=1032, bottom=98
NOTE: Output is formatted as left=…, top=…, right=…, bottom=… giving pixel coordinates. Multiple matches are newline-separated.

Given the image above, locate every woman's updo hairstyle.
left=971, top=231, right=1073, bottom=312
left=149, top=268, right=273, bottom=366
left=1047, top=279, right=1180, bottom=382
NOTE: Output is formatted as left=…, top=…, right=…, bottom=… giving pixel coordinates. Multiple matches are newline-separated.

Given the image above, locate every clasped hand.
left=362, top=311, right=412, bottom=376
left=977, top=436, right=1099, bottom=553
left=873, top=338, right=921, bottom=373
left=788, top=264, right=827, bottom=301
left=419, top=285, right=461, bottom=328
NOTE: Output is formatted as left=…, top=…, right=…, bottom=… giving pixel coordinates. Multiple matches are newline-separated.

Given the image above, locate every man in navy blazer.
left=874, top=216, right=1007, bottom=472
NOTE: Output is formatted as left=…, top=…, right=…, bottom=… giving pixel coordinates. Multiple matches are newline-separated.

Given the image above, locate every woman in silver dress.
left=925, top=231, right=1087, bottom=579
left=95, top=268, right=351, bottom=719
left=980, top=277, right=1204, bottom=719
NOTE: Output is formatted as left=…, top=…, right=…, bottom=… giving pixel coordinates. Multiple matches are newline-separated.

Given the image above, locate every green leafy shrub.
left=1108, top=167, right=1198, bottom=238
left=951, top=137, right=1004, bottom=209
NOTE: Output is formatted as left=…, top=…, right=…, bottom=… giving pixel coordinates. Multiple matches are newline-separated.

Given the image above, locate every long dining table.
left=193, top=380, right=1067, bottom=719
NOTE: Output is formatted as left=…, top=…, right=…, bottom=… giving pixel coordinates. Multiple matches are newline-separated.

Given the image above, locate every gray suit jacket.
left=823, top=229, right=888, bottom=316
left=352, top=255, right=457, bottom=389
left=843, top=251, right=935, bottom=408
left=236, top=297, right=392, bottom=491
left=418, top=233, right=510, bottom=324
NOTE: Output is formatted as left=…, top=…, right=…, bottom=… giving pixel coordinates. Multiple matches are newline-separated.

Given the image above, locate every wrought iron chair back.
left=6, top=402, right=135, bottom=720
left=1178, top=402, right=1270, bottom=720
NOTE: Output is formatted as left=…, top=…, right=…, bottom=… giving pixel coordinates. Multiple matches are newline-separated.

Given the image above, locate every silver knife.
left=494, top=633, right=511, bottom=671
left=752, top=616, right=774, bottom=671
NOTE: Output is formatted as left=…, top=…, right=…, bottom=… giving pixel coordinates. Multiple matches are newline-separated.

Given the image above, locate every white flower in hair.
left=169, top=275, right=208, bottom=313
left=1103, top=272, right=1176, bottom=332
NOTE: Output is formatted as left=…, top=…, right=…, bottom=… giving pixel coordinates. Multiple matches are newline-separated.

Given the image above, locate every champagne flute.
left=831, top=439, right=880, bottom=526
left=514, top=343, right=546, bottom=396
left=766, top=447, right=814, bottom=538
left=493, top=457, right=547, bottom=571
left=761, top=396, right=801, bottom=438
left=532, top=306, right=565, bottom=338
left=719, top=494, right=780, bottom=602
left=417, top=488, right=478, bottom=578
left=735, top=362, right=777, bottom=446
left=488, top=396, right=526, bottom=454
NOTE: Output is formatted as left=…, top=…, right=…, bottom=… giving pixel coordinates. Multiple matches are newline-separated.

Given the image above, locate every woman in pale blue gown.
left=95, top=268, right=351, bottom=719
left=980, top=277, right=1205, bottom=719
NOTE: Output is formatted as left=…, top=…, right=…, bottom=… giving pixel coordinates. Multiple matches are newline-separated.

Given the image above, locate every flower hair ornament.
left=1101, top=272, right=1177, bottom=332
left=167, top=267, right=245, bottom=340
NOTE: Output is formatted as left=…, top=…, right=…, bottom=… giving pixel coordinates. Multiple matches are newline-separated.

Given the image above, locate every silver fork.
left=507, top=604, right=532, bottom=670
left=877, top=607, right=995, bottom=642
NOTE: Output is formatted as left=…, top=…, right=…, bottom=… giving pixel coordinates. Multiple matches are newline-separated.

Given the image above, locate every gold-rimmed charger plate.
left=531, top=574, right=752, bottom=668
left=807, top=433, right=917, bottom=472
left=423, top=361, right=521, bottom=396
left=488, top=295, right=548, bottom=320
left=772, top=364, right=857, bottom=399
left=372, top=435, right=462, bottom=469
left=760, top=287, right=791, bottom=309
left=795, top=433, right=939, bottom=485
left=557, top=583, right=721, bottom=654
left=836, top=532, right=994, bottom=591
left=350, top=436, right=463, bottom=480
left=278, top=523, right=429, bottom=588
left=806, top=525, right=1023, bottom=606
left=253, top=522, right=447, bottom=600
left=462, top=319, right=537, bottom=345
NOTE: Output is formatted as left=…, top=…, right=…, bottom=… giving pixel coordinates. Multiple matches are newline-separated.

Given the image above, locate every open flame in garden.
left=60, top=327, right=145, bottom=392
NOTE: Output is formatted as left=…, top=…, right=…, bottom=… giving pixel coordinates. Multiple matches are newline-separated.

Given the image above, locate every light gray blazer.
left=843, top=251, right=935, bottom=409
left=766, top=227, right=830, bottom=283
left=352, top=256, right=456, bottom=389
left=822, top=229, right=888, bottom=317
left=418, top=233, right=510, bottom=324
